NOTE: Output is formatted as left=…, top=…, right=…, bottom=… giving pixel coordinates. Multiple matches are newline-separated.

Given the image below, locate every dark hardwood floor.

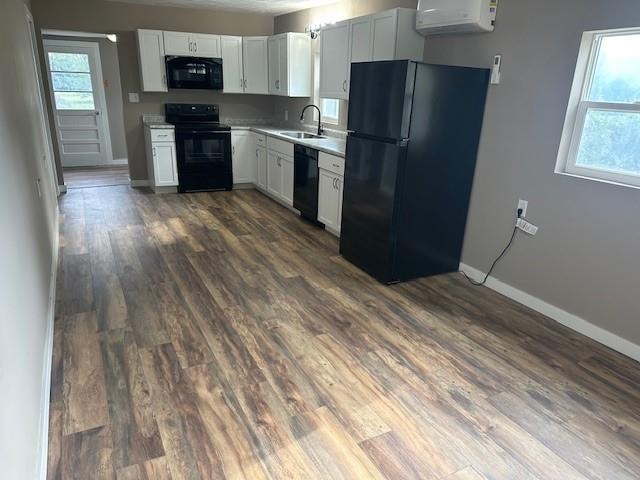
left=63, top=166, right=130, bottom=189
left=48, top=185, right=640, bottom=479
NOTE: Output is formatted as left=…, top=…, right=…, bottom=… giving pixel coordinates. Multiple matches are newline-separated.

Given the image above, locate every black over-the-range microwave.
left=165, top=56, right=223, bottom=90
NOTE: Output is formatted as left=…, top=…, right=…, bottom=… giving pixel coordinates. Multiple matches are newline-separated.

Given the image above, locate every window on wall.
left=313, top=54, right=340, bottom=125
left=556, top=28, right=640, bottom=188
left=47, top=52, right=96, bottom=110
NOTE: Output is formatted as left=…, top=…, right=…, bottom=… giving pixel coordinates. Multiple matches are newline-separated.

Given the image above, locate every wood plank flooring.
left=48, top=185, right=640, bottom=479
left=63, top=166, right=130, bottom=189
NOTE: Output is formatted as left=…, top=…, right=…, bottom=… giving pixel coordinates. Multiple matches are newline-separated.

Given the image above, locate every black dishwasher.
left=293, top=144, right=320, bottom=223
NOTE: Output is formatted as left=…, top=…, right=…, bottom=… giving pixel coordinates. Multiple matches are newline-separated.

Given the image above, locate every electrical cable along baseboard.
left=461, top=208, right=524, bottom=287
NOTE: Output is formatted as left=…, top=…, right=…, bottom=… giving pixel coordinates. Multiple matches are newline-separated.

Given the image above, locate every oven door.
left=166, top=56, right=223, bottom=90
left=175, top=128, right=232, bottom=192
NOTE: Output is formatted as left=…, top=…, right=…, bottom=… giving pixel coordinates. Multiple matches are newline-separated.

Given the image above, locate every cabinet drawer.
left=150, top=129, right=175, bottom=142
left=253, top=133, right=267, bottom=146
left=267, top=136, right=294, bottom=156
left=319, top=152, right=344, bottom=176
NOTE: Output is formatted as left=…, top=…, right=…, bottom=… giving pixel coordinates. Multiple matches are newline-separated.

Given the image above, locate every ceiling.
left=106, top=0, right=339, bottom=15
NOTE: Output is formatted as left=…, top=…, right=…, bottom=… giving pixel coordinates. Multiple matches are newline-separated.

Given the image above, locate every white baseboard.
left=36, top=208, right=59, bottom=480
left=130, top=179, right=149, bottom=187
left=459, top=263, right=640, bottom=363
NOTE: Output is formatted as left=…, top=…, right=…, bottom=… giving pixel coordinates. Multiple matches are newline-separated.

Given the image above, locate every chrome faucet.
left=300, top=104, right=324, bottom=136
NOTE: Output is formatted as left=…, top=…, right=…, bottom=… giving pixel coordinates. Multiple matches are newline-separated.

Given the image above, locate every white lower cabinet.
left=267, top=150, right=282, bottom=197
left=318, top=151, right=345, bottom=235
left=231, top=130, right=256, bottom=184
left=256, top=146, right=267, bottom=190
left=265, top=149, right=294, bottom=207
left=318, top=169, right=344, bottom=234
left=144, top=127, right=178, bottom=192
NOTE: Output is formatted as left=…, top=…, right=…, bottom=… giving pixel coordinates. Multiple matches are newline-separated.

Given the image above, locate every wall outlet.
left=517, top=218, right=538, bottom=236
left=128, top=92, right=140, bottom=103
left=517, top=199, right=528, bottom=218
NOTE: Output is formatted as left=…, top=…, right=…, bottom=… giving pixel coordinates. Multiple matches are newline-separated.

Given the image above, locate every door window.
left=47, top=52, right=95, bottom=110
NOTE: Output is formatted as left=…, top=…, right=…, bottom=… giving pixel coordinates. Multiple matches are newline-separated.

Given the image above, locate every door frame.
left=25, top=8, right=60, bottom=196
left=43, top=38, right=114, bottom=167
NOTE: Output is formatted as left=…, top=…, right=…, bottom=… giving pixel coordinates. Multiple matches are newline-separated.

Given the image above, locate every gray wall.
left=0, top=0, right=60, bottom=478
left=422, top=0, right=640, bottom=345
left=31, top=0, right=276, bottom=181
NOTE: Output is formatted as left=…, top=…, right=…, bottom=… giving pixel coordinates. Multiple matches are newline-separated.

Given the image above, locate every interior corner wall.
left=30, top=0, right=276, bottom=182
left=422, top=0, right=640, bottom=347
left=0, top=0, right=60, bottom=478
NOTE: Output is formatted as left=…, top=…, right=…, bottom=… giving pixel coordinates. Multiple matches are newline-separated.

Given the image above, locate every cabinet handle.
left=232, top=145, right=236, bottom=155
left=333, top=163, right=340, bottom=168
left=194, top=41, right=197, bottom=53
left=152, top=147, right=156, bottom=157
left=342, top=80, right=347, bottom=92
left=275, top=79, right=280, bottom=89
left=336, top=178, right=340, bottom=189
left=189, top=41, right=192, bottom=52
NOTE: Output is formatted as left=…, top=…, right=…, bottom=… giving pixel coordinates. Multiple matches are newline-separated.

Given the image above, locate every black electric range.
left=165, top=103, right=232, bottom=193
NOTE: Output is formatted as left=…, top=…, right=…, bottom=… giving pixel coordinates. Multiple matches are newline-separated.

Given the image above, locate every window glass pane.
left=588, top=33, right=640, bottom=103
left=576, top=109, right=640, bottom=176
left=52, top=72, right=93, bottom=92
left=54, top=92, right=95, bottom=110
left=321, top=98, right=339, bottom=120
left=48, top=52, right=90, bottom=73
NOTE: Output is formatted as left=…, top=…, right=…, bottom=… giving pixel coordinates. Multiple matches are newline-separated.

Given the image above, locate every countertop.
left=142, top=120, right=346, bottom=157
left=243, top=126, right=346, bottom=158
left=144, top=122, right=175, bottom=129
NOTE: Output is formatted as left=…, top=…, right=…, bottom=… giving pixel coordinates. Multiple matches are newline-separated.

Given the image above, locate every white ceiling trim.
left=105, top=0, right=339, bottom=15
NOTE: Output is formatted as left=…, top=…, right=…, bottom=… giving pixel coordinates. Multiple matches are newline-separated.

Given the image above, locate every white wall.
left=0, top=0, right=60, bottom=478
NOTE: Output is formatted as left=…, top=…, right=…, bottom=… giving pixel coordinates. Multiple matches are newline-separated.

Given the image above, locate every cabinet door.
left=349, top=17, right=372, bottom=63
left=231, top=131, right=255, bottom=184
left=319, top=21, right=350, bottom=100
left=277, top=35, right=289, bottom=96
left=164, top=31, right=192, bottom=56
left=280, top=154, right=294, bottom=206
left=318, top=169, right=339, bottom=229
left=193, top=33, right=221, bottom=57
left=371, top=10, right=398, bottom=61
left=153, top=142, right=178, bottom=186
left=288, top=34, right=311, bottom=97
left=137, top=30, right=167, bottom=92
left=268, top=36, right=280, bottom=95
left=221, top=36, right=244, bottom=94
left=336, top=174, right=344, bottom=232
left=256, top=147, right=267, bottom=190
left=267, top=150, right=281, bottom=197
left=243, top=37, right=269, bottom=94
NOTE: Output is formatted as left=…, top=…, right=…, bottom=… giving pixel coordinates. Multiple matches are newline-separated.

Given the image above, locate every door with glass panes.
left=44, top=40, right=111, bottom=167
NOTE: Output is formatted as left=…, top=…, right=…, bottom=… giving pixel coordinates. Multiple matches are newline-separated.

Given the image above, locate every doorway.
left=43, top=37, right=129, bottom=189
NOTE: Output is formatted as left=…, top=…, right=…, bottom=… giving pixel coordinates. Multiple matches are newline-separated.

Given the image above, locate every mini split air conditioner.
left=416, top=0, right=498, bottom=35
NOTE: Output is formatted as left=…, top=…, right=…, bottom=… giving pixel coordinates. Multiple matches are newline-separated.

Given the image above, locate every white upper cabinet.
left=319, top=20, right=350, bottom=100
left=268, top=33, right=311, bottom=97
left=163, top=31, right=191, bottom=55
left=319, top=8, right=424, bottom=99
left=243, top=37, right=269, bottom=94
left=349, top=16, right=372, bottom=63
left=221, top=36, right=244, bottom=93
left=137, top=30, right=167, bottom=92
left=192, top=33, right=221, bottom=57
left=164, top=31, right=221, bottom=57
left=370, top=10, right=398, bottom=61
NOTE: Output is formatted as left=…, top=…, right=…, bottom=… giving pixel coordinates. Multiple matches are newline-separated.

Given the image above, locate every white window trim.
left=555, top=27, right=640, bottom=190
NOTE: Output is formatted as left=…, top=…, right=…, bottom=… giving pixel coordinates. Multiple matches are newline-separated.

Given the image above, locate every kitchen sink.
left=280, top=131, right=325, bottom=139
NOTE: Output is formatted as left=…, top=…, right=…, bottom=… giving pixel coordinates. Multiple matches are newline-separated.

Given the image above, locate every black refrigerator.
left=340, top=60, right=490, bottom=284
